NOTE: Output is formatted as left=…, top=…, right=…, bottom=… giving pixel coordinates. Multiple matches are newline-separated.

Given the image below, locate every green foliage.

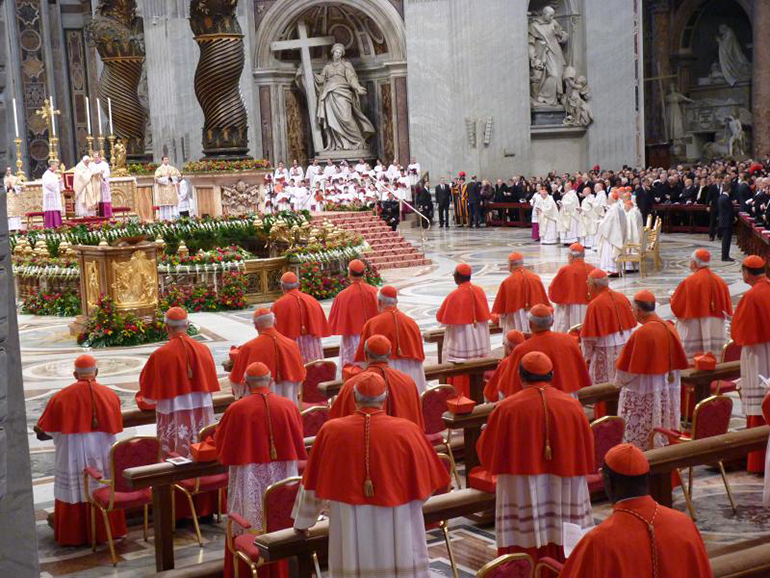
left=22, top=291, right=81, bottom=317
left=160, top=272, right=247, bottom=312
left=298, top=259, right=382, bottom=300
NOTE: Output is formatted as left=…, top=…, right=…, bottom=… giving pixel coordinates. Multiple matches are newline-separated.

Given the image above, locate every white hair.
left=365, top=344, right=391, bottom=362
left=378, top=295, right=397, bottom=307
left=254, top=312, right=276, bottom=328
left=82, top=155, right=91, bottom=162
left=509, top=258, right=524, bottom=268
left=528, top=311, right=554, bottom=331
left=75, top=366, right=97, bottom=376
left=245, top=374, right=272, bottom=386
left=690, top=251, right=709, bottom=269
left=164, top=316, right=189, bottom=329
left=353, top=388, right=388, bottom=407
left=569, top=250, right=585, bottom=259
left=281, top=282, right=299, bottom=291
left=589, top=276, right=609, bottom=288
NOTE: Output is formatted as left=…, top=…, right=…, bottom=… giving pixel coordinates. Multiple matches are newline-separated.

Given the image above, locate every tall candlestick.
left=85, top=96, right=92, bottom=135
left=96, top=98, right=103, bottom=135
left=12, top=98, right=19, bottom=138
left=50, top=96, right=56, bottom=137
left=108, top=98, right=114, bottom=134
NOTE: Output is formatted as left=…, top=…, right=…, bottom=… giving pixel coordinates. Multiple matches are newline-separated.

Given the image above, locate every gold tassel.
left=363, top=413, right=374, bottom=497
left=544, top=442, right=552, bottom=461
left=668, top=371, right=674, bottom=384
left=270, top=443, right=278, bottom=460
left=187, top=365, right=193, bottom=379
left=364, top=478, right=374, bottom=497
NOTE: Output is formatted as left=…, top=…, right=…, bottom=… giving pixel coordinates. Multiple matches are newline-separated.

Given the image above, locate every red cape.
left=436, top=282, right=491, bottom=325
left=271, top=289, right=331, bottom=339
left=478, top=384, right=594, bottom=476
left=500, top=330, right=591, bottom=396
left=229, top=328, right=307, bottom=384
left=670, top=268, right=733, bottom=320
left=140, top=334, right=220, bottom=401
left=38, top=380, right=123, bottom=435
left=616, top=316, right=689, bottom=375
left=301, top=409, right=449, bottom=506
left=483, top=355, right=512, bottom=402
left=354, top=308, right=425, bottom=362
left=581, top=289, right=637, bottom=338
left=732, top=278, right=770, bottom=346
left=559, top=496, right=713, bottom=578
left=328, top=280, right=379, bottom=336
left=548, top=260, right=596, bottom=305
left=215, top=388, right=307, bottom=465
left=329, top=363, right=424, bottom=429
left=492, top=269, right=550, bottom=314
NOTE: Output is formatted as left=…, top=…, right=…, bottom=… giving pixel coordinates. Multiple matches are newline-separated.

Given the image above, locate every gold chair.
left=616, top=228, right=648, bottom=278
left=84, top=436, right=161, bottom=565
left=429, top=453, right=461, bottom=578
left=477, top=553, right=535, bottom=577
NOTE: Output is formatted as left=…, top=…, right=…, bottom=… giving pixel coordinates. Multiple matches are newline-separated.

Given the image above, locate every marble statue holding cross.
left=271, top=22, right=374, bottom=156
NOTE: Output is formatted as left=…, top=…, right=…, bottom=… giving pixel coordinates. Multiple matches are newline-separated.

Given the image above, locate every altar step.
left=312, top=211, right=432, bottom=270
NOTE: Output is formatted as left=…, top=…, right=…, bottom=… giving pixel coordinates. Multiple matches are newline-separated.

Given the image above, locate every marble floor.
left=22, top=223, right=767, bottom=577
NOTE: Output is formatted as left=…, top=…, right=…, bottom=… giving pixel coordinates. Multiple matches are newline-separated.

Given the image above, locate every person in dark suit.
left=717, top=183, right=735, bottom=262
left=706, top=176, right=721, bottom=241
left=467, top=176, right=482, bottom=228
left=416, top=180, right=434, bottom=228
left=435, top=177, right=451, bottom=228
left=735, top=172, right=752, bottom=213
left=635, top=179, right=653, bottom=223
left=680, top=178, right=697, bottom=203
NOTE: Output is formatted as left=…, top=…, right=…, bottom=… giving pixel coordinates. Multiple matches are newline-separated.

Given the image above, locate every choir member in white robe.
left=407, top=158, right=421, bottom=187
left=623, top=200, right=644, bottom=272
left=4, top=168, right=24, bottom=231
left=289, top=159, right=304, bottom=183
left=373, top=160, right=385, bottom=178
left=74, top=156, right=98, bottom=217
left=42, top=160, right=64, bottom=228
left=354, top=159, right=367, bottom=173
left=292, top=373, right=450, bottom=578
left=536, top=188, right=559, bottom=245
left=90, top=153, right=112, bottom=218
left=596, top=192, right=627, bottom=275
left=322, top=159, right=336, bottom=182
left=386, top=160, right=400, bottom=181
left=530, top=190, right=541, bottom=241
left=305, top=158, right=322, bottom=187
left=154, top=156, right=182, bottom=221
left=292, top=181, right=311, bottom=211
left=273, top=161, right=289, bottom=182
left=580, top=188, right=599, bottom=249
left=558, top=185, right=581, bottom=244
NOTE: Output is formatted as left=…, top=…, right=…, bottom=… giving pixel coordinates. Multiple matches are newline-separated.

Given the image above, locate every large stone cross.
left=271, top=21, right=335, bottom=154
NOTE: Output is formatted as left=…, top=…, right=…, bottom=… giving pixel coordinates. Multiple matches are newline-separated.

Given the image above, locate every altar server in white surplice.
left=42, top=160, right=64, bottom=228
left=535, top=187, right=559, bottom=245
left=4, top=168, right=24, bottom=231
left=292, top=373, right=450, bottom=578
left=580, top=187, right=599, bottom=249
left=558, top=183, right=581, bottom=245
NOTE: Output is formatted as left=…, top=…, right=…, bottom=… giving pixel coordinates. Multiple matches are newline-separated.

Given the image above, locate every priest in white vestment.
left=74, top=156, right=99, bottom=217
left=579, top=187, right=598, bottom=249
left=558, top=185, right=581, bottom=244
left=177, top=175, right=196, bottom=217
left=42, top=160, right=64, bottom=228
left=154, top=156, right=182, bottom=221
left=293, top=373, right=450, bottom=578
left=596, top=192, right=627, bottom=275
left=90, top=153, right=112, bottom=218
left=536, top=188, right=559, bottom=245
left=4, top=168, right=24, bottom=231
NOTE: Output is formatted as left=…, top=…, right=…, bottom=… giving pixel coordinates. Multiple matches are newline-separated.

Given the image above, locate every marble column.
left=753, top=0, right=770, bottom=157
left=649, top=0, right=671, bottom=144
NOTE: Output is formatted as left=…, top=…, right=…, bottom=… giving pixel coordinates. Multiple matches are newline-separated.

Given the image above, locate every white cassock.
left=4, top=175, right=24, bottom=230
left=553, top=303, right=588, bottom=334
left=597, top=203, right=627, bottom=273
left=289, top=166, right=305, bottom=182
left=397, top=177, right=411, bottom=200
left=354, top=162, right=367, bottom=174
left=293, top=487, right=431, bottom=578
left=407, top=163, right=421, bottom=187
left=177, top=179, right=196, bottom=216
left=624, top=205, right=644, bottom=271
left=741, top=344, right=770, bottom=431
left=580, top=195, right=599, bottom=248
left=443, top=321, right=492, bottom=362
left=74, top=162, right=98, bottom=217
left=147, top=391, right=215, bottom=458
left=594, top=189, right=608, bottom=209
left=582, top=329, right=633, bottom=385
left=90, top=160, right=111, bottom=205
left=292, top=186, right=310, bottom=211
left=558, top=190, right=581, bottom=244
left=387, top=164, right=400, bottom=181
left=46, top=430, right=115, bottom=508
left=499, top=310, right=530, bottom=335
left=537, top=195, right=559, bottom=245
left=42, top=169, right=64, bottom=213
left=273, top=167, right=289, bottom=182
left=388, top=359, right=428, bottom=395
left=617, top=367, right=681, bottom=451
left=306, top=164, right=322, bottom=187
left=676, top=317, right=727, bottom=360
left=323, top=164, right=337, bottom=181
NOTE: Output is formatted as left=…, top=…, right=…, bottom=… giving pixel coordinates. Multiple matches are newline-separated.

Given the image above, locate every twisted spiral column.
left=193, top=35, right=249, bottom=159
left=99, top=56, right=147, bottom=158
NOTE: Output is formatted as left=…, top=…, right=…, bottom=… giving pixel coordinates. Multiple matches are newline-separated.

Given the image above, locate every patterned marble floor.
left=23, top=223, right=766, bottom=577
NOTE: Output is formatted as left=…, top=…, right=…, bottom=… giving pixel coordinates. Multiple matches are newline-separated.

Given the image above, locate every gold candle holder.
left=97, top=135, right=106, bottom=158
left=86, top=134, right=94, bottom=157
left=14, top=138, right=26, bottom=181
left=108, top=134, right=116, bottom=168
left=49, top=136, right=60, bottom=163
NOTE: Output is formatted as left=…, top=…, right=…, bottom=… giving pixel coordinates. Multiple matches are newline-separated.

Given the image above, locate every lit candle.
left=12, top=98, right=19, bottom=138
left=85, top=96, right=92, bottom=135
left=50, top=96, right=56, bottom=137
left=96, top=98, right=103, bottom=135
left=108, top=98, right=113, bottom=135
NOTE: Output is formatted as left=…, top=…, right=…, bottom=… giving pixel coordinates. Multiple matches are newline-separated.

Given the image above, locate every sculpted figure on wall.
left=528, top=6, right=569, bottom=108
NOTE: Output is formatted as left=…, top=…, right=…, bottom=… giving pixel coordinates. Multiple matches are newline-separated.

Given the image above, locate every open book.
left=563, top=522, right=593, bottom=558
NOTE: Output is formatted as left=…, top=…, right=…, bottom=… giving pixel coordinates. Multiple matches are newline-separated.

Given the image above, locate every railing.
left=375, top=182, right=431, bottom=245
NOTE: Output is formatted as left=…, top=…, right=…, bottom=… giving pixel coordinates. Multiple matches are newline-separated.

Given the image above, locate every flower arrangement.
left=160, top=271, right=247, bottom=312
left=22, top=291, right=81, bottom=317
left=77, top=296, right=197, bottom=348
left=127, top=162, right=159, bottom=175
left=158, top=245, right=253, bottom=267
left=299, top=259, right=382, bottom=300
left=183, top=159, right=271, bottom=173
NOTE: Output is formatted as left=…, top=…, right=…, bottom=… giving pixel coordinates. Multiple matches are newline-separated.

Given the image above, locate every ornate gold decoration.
left=111, top=138, right=129, bottom=176
left=284, top=87, right=308, bottom=167
left=86, top=261, right=101, bottom=307
left=35, top=99, right=61, bottom=162
left=110, top=250, right=158, bottom=308
left=380, top=83, right=395, bottom=163
left=189, top=0, right=250, bottom=159
left=221, top=180, right=263, bottom=216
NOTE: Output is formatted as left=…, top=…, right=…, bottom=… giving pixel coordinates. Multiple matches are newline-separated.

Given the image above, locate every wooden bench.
left=422, top=324, right=503, bottom=365
left=680, top=361, right=741, bottom=409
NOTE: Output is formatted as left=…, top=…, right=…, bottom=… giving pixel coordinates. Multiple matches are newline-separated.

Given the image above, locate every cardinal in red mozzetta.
left=37, top=355, right=124, bottom=546
left=293, top=372, right=449, bottom=577
left=484, top=330, right=526, bottom=402
left=229, top=308, right=306, bottom=404
left=271, top=271, right=330, bottom=363
left=492, top=252, right=550, bottom=338
left=355, top=286, right=427, bottom=392
left=548, top=243, right=595, bottom=332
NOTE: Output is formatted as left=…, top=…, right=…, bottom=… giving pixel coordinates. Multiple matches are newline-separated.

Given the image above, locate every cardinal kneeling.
left=293, top=373, right=450, bottom=578
left=36, top=355, right=125, bottom=546
left=478, top=351, right=594, bottom=565
left=216, top=362, right=307, bottom=578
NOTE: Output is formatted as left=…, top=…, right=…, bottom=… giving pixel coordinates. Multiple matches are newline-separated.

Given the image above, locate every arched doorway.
left=253, top=0, right=408, bottom=166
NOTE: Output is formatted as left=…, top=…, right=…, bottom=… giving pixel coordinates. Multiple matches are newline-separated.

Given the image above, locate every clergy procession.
left=29, top=243, right=770, bottom=578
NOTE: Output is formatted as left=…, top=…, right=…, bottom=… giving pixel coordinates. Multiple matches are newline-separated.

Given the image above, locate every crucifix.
left=270, top=21, right=335, bottom=154
left=36, top=98, right=62, bottom=161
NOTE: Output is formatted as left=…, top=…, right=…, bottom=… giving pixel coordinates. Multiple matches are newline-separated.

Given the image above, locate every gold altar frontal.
left=20, top=176, right=140, bottom=217
left=74, top=241, right=159, bottom=319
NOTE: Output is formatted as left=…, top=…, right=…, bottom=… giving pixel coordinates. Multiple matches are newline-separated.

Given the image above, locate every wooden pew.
left=442, top=383, right=621, bottom=484
left=680, top=360, right=741, bottom=408
left=318, top=356, right=503, bottom=404
left=422, top=324, right=503, bottom=364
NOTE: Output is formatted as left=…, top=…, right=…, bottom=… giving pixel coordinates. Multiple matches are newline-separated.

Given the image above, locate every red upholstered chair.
left=683, top=340, right=741, bottom=422
left=654, top=394, right=736, bottom=521
left=421, top=384, right=461, bottom=488
left=476, top=553, right=534, bottom=577
left=84, top=436, right=161, bottom=565
left=429, top=453, right=460, bottom=578
left=173, top=423, right=229, bottom=545
left=301, top=405, right=329, bottom=437
left=534, top=557, right=564, bottom=577
left=587, top=416, right=625, bottom=495
left=300, top=359, right=336, bottom=409
left=227, top=476, right=309, bottom=578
